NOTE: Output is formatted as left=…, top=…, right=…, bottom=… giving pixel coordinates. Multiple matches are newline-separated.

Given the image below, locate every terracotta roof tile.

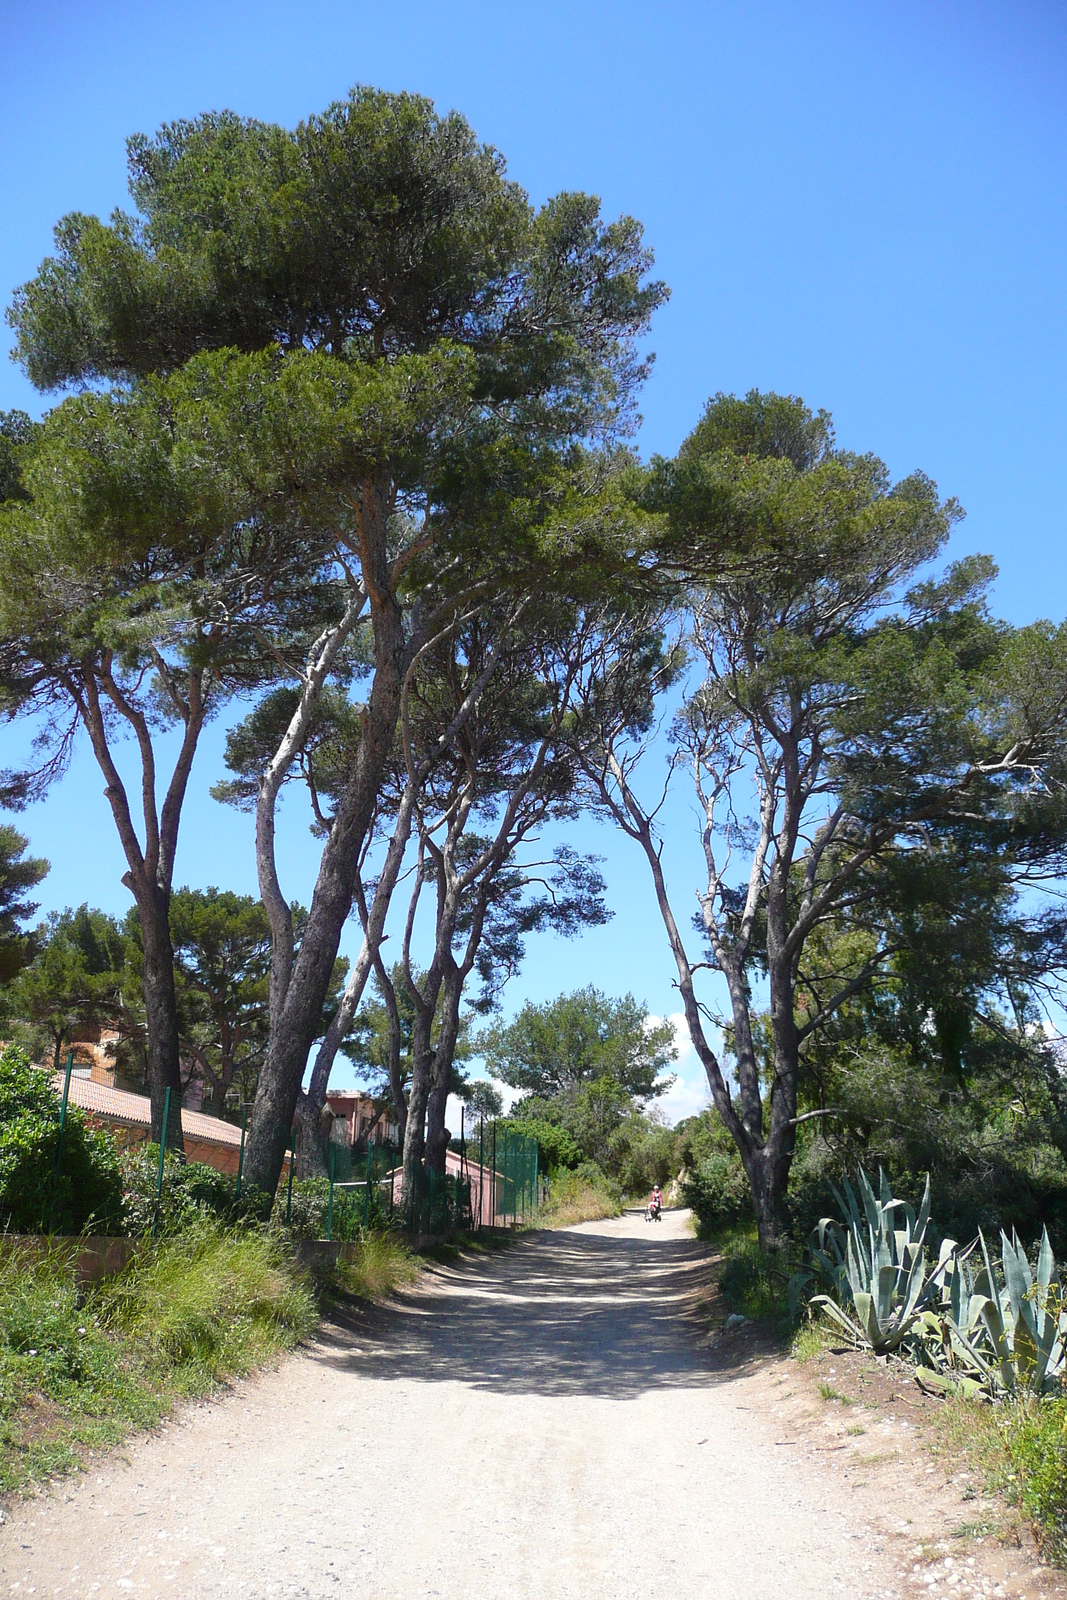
left=51, top=1073, right=243, bottom=1147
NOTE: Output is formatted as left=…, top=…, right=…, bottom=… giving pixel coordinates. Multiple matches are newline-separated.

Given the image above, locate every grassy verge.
left=930, top=1393, right=1067, bottom=1565
left=537, top=1173, right=623, bottom=1228
left=0, top=1222, right=418, bottom=1497
left=708, top=1223, right=797, bottom=1330
left=328, top=1230, right=421, bottom=1297
left=791, top=1305, right=1067, bottom=1567
left=710, top=1222, right=1067, bottom=1569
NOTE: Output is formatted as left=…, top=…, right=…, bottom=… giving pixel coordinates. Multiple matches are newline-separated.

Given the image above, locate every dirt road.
left=0, top=1209, right=926, bottom=1598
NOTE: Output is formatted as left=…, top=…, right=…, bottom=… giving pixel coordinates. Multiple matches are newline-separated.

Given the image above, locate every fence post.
left=326, top=1142, right=335, bottom=1241
left=53, top=1049, right=75, bottom=1178
left=492, top=1122, right=497, bottom=1226
left=478, top=1117, right=485, bottom=1229
left=363, top=1139, right=372, bottom=1231
left=285, top=1127, right=296, bottom=1225
left=235, top=1104, right=248, bottom=1199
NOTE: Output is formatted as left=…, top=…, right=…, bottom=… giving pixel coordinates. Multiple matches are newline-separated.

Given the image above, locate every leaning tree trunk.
left=423, top=967, right=464, bottom=1177
left=243, top=491, right=407, bottom=1200
left=293, top=1090, right=330, bottom=1179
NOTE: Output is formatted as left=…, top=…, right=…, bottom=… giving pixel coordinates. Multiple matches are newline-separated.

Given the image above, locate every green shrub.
left=609, top=1115, right=677, bottom=1195
left=717, top=1226, right=795, bottom=1322
left=119, top=1145, right=269, bottom=1235
left=0, top=1046, right=124, bottom=1235
left=272, top=1175, right=389, bottom=1240
left=682, top=1150, right=752, bottom=1235
left=329, top=1230, right=420, bottom=1298
left=0, top=1223, right=318, bottom=1492
left=1004, top=1398, right=1067, bottom=1564
left=539, top=1168, right=623, bottom=1227
left=498, top=1117, right=581, bottom=1172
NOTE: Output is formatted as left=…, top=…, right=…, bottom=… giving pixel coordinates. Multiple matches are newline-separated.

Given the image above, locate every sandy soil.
left=0, top=1207, right=1062, bottom=1600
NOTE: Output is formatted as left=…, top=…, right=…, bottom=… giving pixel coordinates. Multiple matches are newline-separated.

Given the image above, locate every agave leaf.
left=852, top=1290, right=879, bottom=1348
left=810, top=1294, right=865, bottom=1346
left=875, top=1263, right=897, bottom=1331
left=1001, top=1231, right=1034, bottom=1327
left=848, top=1229, right=874, bottom=1303
left=915, top=1367, right=986, bottom=1401
left=915, top=1175, right=932, bottom=1242
left=975, top=1293, right=1014, bottom=1393
left=856, top=1168, right=882, bottom=1241
left=901, top=1247, right=929, bottom=1322
left=1037, top=1226, right=1056, bottom=1295
left=1012, top=1309, right=1042, bottom=1392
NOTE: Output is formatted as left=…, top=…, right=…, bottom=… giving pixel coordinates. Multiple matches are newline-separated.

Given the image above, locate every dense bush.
left=787, top=1043, right=1067, bottom=1251
left=498, top=1116, right=581, bottom=1173
left=273, top=1175, right=387, bottom=1240
left=0, top=1045, right=124, bottom=1234
left=682, top=1150, right=752, bottom=1234
left=1004, top=1398, right=1067, bottom=1565
left=119, top=1146, right=269, bottom=1235
left=609, top=1115, right=676, bottom=1195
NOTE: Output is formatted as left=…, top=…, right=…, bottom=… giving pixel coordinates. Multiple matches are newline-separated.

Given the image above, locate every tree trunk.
left=400, top=1030, right=432, bottom=1217
left=243, top=483, right=407, bottom=1199
left=137, top=888, right=186, bottom=1152
left=742, top=1142, right=793, bottom=1252
left=423, top=1066, right=451, bottom=1178
left=293, top=1091, right=329, bottom=1179
left=303, top=780, right=418, bottom=1121
left=423, top=967, right=463, bottom=1177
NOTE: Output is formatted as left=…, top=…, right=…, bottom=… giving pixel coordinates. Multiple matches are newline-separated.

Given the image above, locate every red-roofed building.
left=51, top=1072, right=248, bottom=1174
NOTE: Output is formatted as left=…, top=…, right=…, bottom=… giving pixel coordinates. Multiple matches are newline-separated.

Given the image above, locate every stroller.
left=645, top=1193, right=662, bottom=1222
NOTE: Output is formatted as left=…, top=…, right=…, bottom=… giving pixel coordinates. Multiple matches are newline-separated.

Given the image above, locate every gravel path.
left=1, top=1208, right=902, bottom=1599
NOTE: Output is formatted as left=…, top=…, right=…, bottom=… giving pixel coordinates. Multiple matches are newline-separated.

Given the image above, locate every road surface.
left=0, top=1208, right=910, bottom=1599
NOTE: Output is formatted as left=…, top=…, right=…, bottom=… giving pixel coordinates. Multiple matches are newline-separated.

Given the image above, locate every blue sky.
left=3, top=0, right=1065, bottom=1119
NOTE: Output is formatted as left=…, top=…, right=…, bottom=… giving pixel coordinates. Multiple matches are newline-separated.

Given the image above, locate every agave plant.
left=802, top=1167, right=939, bottom=1355
left=921, top=1227, right=1067, bottom=1396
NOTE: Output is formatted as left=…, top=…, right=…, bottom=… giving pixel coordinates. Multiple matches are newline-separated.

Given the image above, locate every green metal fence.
left=470, top=1122, right=539, bottom=1228
left=404, top=1167, right=472, bottom=1237
left=138, top=1097, right=540, bottom=1241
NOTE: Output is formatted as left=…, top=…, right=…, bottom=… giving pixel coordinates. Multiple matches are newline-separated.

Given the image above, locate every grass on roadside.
left=537, top=1173, right=623, bottom=1228
left=710, top=1223, right=797, bottom=1329
left=930, top=1393, right=1067, bottom=1566
left=0, top=1221, right=417, bottom=1497
left=328, top=1230, right=420, bottom=1298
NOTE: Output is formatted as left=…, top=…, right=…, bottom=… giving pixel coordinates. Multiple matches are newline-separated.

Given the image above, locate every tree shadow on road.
left=311, top=1224, right=772, bottom=1400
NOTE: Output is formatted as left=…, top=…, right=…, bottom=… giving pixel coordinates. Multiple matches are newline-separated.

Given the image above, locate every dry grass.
left=538, top=1175, right=623, bottom=1228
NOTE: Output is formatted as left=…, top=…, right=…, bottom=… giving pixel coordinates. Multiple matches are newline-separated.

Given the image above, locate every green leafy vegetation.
left=1002, top=1399, right=1067, bottom=1565
left=0, top=1045, right=124, bottom=1235
left=0, top=1224, right=317, bottom=1494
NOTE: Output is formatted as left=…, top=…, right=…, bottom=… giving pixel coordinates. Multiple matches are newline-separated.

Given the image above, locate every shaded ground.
left=0, top=1208, right=1043, bottom=1599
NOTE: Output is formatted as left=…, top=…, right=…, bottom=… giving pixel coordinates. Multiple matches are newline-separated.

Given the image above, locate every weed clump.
left=0, top=1222, right=315, bottom=1493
